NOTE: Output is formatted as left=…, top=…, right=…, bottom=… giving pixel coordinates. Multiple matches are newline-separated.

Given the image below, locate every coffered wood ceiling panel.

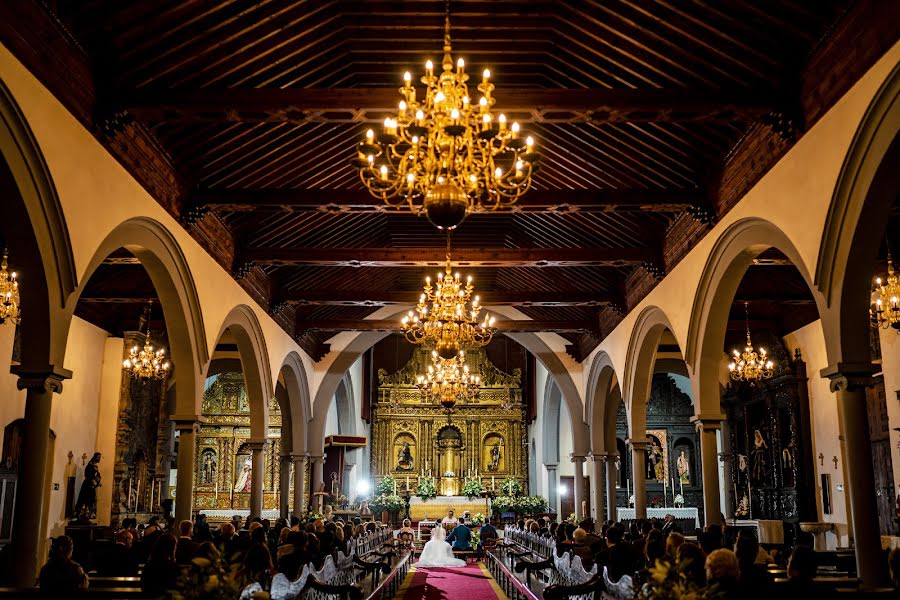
left=6, top=0, right=896, bottom=361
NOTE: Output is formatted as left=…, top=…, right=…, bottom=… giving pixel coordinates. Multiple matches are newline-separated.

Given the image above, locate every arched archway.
left=0, top=79, right=77, bottom=583
left=585, top=351, right=619, bottom=523
left=277, top=351, right=311, bottom=518
left=542, top=377, right=562, bottom=514
left=812, top=61, right=900, bottom=586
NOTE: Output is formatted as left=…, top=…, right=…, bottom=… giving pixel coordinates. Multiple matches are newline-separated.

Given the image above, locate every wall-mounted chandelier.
left=416, top=349, right=480, bottom=410
left=123, top=300, right=170, bottom=381
left=728, top=302, right=774, bottom=382
left=352, top=3, right=539, bottom=230
left=0, top=251, right=20, bottom=325
left=871, top=250, right=900, bottom=331
left=402, top=238, right=496, bottom=359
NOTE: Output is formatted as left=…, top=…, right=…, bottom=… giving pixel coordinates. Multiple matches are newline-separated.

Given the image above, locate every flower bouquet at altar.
left=650, top=495, right=664, bottom=508
left=415, top=475, right=437, bottom=500
left=462, top=477, right=483, bottom=499
left=499, top=477, right=522, bottom=497
left=369, top=493, right=404, bottom=514
left=674, top=494, right=685, bottom=508
left=376, top=475, right=397, bottom=496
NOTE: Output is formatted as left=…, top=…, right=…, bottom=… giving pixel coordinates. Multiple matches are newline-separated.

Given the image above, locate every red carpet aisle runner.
left=397, top=562, right=507, bottom=600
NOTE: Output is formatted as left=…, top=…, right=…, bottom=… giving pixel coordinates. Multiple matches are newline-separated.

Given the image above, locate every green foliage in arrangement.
left=415, top=476, right=438, bottom=500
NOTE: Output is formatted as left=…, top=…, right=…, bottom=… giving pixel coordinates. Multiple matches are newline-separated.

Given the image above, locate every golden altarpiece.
left=192, top=372, right=286, bottom=513
left=372, top=348, right=528, bottom=500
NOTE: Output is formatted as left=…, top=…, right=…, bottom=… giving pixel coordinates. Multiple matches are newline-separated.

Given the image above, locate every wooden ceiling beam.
left=122, top=87, right=773, bottom=124
left=193, top=188, right=702, bottom=214
left=295, top=319, right=597, bottom=335
left=241, top=246, right=656, bottom=268
left=281, top=289, right=611, bottom=307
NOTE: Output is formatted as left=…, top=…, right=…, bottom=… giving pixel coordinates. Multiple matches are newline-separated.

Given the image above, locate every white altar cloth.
left=616, top=507, right=700, bottom=528
left=726, top=519, right=784, bottom=544
left=201, top=509, right=280, bottom=521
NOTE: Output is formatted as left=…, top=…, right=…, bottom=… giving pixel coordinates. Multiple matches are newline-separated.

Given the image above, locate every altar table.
left=409, top=495, right=488, bottom=521
left=201, top=509, right=279, bottom=522
left=726, top=519, right=784, bottom=544
left=616, top=507, right=700, bottom=528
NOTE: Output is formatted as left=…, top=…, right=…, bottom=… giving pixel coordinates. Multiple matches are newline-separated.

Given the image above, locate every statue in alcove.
left=751, top=429, right=768, bottom=481
left=397, top=442, right=413, bottom=471
left=233, top=455, right=252, bottom=493
left=676, top=449, right=690, bottom=484
left=200, top=450, right=216, bottom=485
left=488, top=443, right=502, bottom=471
left=646, top=436, right=664, bottom=481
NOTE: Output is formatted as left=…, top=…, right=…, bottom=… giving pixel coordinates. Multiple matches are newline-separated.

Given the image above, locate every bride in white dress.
left=417, top=525, right=466, bottom=568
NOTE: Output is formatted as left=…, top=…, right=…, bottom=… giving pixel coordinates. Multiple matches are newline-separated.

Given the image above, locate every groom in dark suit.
left=447, top=518, right=473, bottom=551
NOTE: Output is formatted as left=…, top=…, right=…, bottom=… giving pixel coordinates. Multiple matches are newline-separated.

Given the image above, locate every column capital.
left=170, top=414, right=206, bottom=432
left=289, top=452, right=308, bottom=462
left=627, top=438, right=649, bottom=450
left=570, top=453, right=587, bottom=463
left=245, top=438, right=268, bottom=452
left=820, top=362, right=877, bottom=392
left=544, top=463, right=558, bottom=470
left=309, top=455, right=325, bottom=465
left=590, top=452, right=608, bottom=462
left=14, top=366, right=71, bottom=394
left=691, top=414, right=725, bottom=431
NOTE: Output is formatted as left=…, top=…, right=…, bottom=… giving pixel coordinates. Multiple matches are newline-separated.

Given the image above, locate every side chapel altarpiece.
left=193, top=372, right=287, bottom=512
left=372, top=348, right=527, bottom=496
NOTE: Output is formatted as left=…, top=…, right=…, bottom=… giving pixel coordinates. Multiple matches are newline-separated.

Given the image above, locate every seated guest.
left=891, top=548, right=900, bottom=591
left=735, top=531, right=772, bottom=596
left=444, top=509, right=459, bottom=525
left=779, top=545, right=816, bottom=595
left=141, top=534, right=179, bottom=595
left=480, top=518, right=499, bottom=549
left=447, top=518, right=473, bottom=551
left=98, top=529, right=139, bottom=576
left=571, top=528, right=595, bottom=569
left=194, top=513, right=212, bottom=542
left=705, top=549, right=740, bottom=597
left=677, top=543, right=706, bottom=587
left=176, top=519, right=200, bottom=565
left=665, top=531, right=685, bottom=557
left=633, top=530, right=666, bottom=589
left=39, top=536, right=88, bottom=592
left=216, top=522, right=239, bottom=560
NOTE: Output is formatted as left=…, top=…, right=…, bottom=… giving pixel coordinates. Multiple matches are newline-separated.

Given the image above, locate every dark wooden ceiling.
left=4, top=0, right=898, bottom=360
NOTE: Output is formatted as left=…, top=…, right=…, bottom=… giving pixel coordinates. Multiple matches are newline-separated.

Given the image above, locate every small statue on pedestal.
left=74, top=452, right=102, bottom=521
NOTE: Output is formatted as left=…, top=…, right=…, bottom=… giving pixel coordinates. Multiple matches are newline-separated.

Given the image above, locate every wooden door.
left=866, top=377, right=895, bottom=535
left=559, top=475, right=591, bottom=520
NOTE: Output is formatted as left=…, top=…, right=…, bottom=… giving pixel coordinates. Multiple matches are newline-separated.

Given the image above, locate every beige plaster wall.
left=783, top=320, right=850, bottom=546
left=0, top=323, right=26, bottom=434
left=94, top=336, right=124, bottom=525
left=48, top=317, right=109, bottom=538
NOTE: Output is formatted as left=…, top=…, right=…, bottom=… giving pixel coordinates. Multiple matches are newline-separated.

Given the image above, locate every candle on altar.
left=679, top=476, right=683, bottom=497
left=406, top=476, right=410, bottom=490
left=136, top=478, right=141, bottom=510
left=626, top=478, right=630, bottom=501
left=747, top=479, right=752, bottom=519
left=491, top=476, right=495, bottom=490
left=128, top=479, right=133, bottom=510
left=663, top=478, right=667, bottom=507
left=393, top=479, right=397, bottom=495
left=150, top=480, right=155, bottom=509
left=581, top=500, right=586, bottom=517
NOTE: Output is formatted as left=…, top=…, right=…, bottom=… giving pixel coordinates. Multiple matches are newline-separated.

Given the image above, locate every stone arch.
left=335, top=374, right=356, bottom=436
left=684, top=217, right=823, bottom=415
left=208, top=305, right=274, bottom=440
left=816, top=60, right=900, bottom=366
left=0, top=78, right=76, bottom=371
left=585, top=351, right=618, bottom=455
left=278, top=351, right=311, bottom=455
left=71, top=217, right=208, bottom=420
left=542, top=376, right=562, bottom=466
left=622, top=306, right=680, bottom=438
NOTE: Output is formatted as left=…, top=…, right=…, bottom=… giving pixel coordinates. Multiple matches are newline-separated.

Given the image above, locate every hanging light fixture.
left=352, top=0, right=539, bottom=229
left=871, top=249, right=900, bottom=331
left=402, top=235, right=496, bottom=359
left=123, top=299, right=170, bottom=381
left=416, top=349, right=481, bottom=410
left=728, top=301, right=774, bottom=382
left=0, top=250, right=20, bottom=325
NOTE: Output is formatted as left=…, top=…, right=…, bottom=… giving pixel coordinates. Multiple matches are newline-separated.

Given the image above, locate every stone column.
left=606, top=453, right=618, bottom=522
left=591, top=453, right=606, bottom=526
left=571, top=454, right=586, bottom=520
left=629, top=439, right=648, bottom=519
left=247, top=440, right=267, bottom=518
left=823, top=366, right=884, bottom=588
left=11, top=370, right=68, bottom=586
left=172, top=415, right=204, bottom=523
left=691, top=415, right=724, bottom=526
left=310, top=455, right=325, bottom=511
left=291, top=453, right=307, bottom=517
left=279, top=454, right=291, bottom=519
left=545, top=464, right=559, bottom=515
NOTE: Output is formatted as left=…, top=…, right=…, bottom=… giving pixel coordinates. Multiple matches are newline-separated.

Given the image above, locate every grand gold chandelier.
left=416, top=349, right=480, bottom=410
left=123, top=300, right=170, bottom=381
left=402, top=237, right=496, bottom=359
left=871, top=251, right=900, bottom=331
left=352, top=3, right=539, bottom=230
left=0, top=251, right=21, bottom=325
left=728, top=302, right=774, bottom=382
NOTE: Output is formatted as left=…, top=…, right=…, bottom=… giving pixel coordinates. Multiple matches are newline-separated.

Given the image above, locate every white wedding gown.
left=417, top=526, right=466, bottom=568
